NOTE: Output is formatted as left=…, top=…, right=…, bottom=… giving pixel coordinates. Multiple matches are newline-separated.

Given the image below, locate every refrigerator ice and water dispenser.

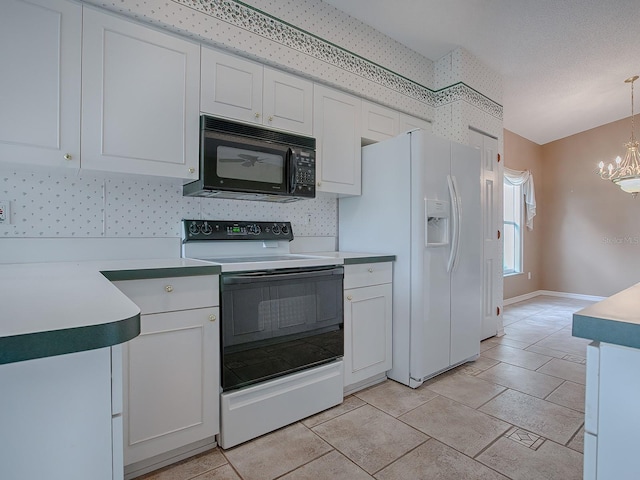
left=425, top=199, right=449, bottom=247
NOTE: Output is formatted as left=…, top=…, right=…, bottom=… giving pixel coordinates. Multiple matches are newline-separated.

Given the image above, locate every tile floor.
left=139, top=295, right=593, bottom=480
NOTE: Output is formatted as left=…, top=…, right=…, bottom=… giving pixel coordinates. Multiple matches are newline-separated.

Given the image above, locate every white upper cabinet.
left=263, top=67, right=313, bottom=135
left=0, top=0, right=81, bottom=169
left=81, top=8, right=200, bottom=179
left=399, top=113, right=432, bottom=134
left=201, top=47, right=263, bottom=125
left=201, top=47, right=313, bottom=135
left=313, top=84, right=362, bottom=196
left=361, top=101, right=399, bottom=142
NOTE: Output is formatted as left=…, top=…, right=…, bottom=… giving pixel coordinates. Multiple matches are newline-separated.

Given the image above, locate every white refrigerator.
left=339, top=129, right=482, bottom=388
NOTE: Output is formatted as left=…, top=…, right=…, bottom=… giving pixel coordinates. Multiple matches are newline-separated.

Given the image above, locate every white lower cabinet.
left=343, top=262, right=393, bottom=392
left=584, top=341, right=640, bottom=479
left=113, top=275, right=219, bottom=479
left=0, top=348, right=116, bottom=480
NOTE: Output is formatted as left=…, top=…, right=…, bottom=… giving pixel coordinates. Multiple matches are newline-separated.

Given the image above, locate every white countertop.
left=0, top=258, right=219, bottom=364
left=573, top=281, right=640, bottom=349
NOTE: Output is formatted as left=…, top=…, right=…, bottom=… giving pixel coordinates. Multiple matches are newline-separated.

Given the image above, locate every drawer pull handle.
left=368, top=268, right=373, bottom=273
left=347, top=295, right=353, bottom=301
left=164, top=285, right=174, bottom=293
left=209, top=314, right=217, bottom=322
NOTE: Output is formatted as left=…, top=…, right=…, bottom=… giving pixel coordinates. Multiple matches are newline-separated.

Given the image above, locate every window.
left=503, top=179, right=523, bottom=275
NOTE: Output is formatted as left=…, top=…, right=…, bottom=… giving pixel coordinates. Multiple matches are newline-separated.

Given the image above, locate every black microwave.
left=183, top=116, right=316, bottom=202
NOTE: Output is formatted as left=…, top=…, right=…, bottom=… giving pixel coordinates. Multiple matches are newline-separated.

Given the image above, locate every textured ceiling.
left=322, top=0, right=640, bottom=145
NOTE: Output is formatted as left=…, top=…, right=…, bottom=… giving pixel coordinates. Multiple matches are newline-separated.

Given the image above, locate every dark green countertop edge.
left=102, top=265, right=221, bottom=281
left=343, top=255, right=396, bottom=265
left=0, top=313, right=141, bottom=365
left=573, top=313, right=640, bottom=350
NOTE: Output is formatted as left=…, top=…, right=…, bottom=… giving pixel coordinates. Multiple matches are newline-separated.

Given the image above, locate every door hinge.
left=497, top=230, right=501, bottom=240
left=497, top=306, right=501, bottom=316
left=497, top=153, right=501, bottom=162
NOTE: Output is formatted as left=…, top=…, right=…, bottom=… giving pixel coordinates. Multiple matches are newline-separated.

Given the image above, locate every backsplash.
left=0, top=167, right=337, bottom=238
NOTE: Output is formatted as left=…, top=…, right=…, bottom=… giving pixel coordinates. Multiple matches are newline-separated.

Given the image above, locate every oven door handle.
left=222, top=267, right=343, bottom=285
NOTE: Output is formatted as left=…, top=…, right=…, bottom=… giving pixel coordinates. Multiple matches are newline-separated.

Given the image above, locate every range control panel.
left=182, top=219, right=294, bottom=242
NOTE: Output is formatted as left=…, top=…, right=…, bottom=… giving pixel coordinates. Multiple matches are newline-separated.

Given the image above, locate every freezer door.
left=449, top=142, right=482, bottom=365
left=410, top=131, right=451, bottom=381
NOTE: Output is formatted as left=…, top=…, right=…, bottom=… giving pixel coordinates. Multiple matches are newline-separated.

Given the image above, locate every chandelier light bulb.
left=597, top=75, right=640, bottom=197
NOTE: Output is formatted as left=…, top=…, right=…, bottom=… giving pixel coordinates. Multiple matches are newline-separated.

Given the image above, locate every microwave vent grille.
left=202, top=116, right=315, bottom=150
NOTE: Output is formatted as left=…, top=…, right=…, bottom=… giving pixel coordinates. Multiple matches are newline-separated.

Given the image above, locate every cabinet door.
left=0, top=0, right=81, bottom=169
left=399, top=113, right=432, bottom=134
left=81, top=8, right=200, bottom=179
left=313, top=85, right=362, bottom=196
left=263, top=67, right=313, bottom=135
left=123, top=307, right=219, bottom=466
left=344, top=283, right=392, bottom=387
left=361, top=101, right=399, bottom=142
left=201, top=47, right=263, bottom=125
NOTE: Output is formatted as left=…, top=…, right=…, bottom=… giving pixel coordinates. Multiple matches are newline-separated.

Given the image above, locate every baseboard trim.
left=504, top=290, right=606, bottom=305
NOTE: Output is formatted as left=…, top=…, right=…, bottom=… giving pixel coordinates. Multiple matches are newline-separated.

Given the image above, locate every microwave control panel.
left=183, top=219, right=293, bottom=242
left=293, top=150, right=315, bottom=196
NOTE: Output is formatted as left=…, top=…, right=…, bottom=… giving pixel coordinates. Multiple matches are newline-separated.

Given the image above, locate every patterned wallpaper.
left=0, top=168, right=336, bottom=238
left=1, top=0, right=504, bottom=241
left=82, top=0, right=502, bottom=122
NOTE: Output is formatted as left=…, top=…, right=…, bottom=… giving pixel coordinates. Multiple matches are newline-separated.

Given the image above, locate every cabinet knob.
left=188, top=167, right=195, bottom=174
left=63, top=153, right=72, bottom=161
left=255, top=112, right=261, bottom=119
left=268, top=116, right=273, bottom=122
left=164, top=285, right=173, bottom=293
left=368, top=268, right=373, bottom=273
left=347, top=295, right=353, bottom=301
left=209, top=314, right=217, bottom=322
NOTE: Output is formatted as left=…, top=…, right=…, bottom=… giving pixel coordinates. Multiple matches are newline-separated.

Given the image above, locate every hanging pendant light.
left=598, top=75, right=640, bottom=197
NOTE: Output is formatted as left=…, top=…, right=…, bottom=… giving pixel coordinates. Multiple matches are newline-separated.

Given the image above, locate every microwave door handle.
left=287, top=148, right=298, bottom=194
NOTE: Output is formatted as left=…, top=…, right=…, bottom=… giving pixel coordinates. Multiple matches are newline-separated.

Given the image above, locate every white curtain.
left=504, top=166, right=536, bottom=230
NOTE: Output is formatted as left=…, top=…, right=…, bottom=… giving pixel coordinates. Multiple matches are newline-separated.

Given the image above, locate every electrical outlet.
left=528, top=272, right=532, bottom=280
left=0, top=200, right=10, bottom=225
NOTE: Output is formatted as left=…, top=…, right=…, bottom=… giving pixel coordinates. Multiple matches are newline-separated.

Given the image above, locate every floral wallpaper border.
left=173, top=0, right=503, bottom=119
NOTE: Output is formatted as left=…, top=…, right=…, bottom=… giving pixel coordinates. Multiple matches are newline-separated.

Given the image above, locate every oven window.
left=220, top=267, right=344, bottom=391
left=217, top=145, right=284, bottom=184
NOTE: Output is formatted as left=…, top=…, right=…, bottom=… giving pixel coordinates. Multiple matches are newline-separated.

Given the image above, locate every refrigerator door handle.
left=447, top=175, right=461, bottom=273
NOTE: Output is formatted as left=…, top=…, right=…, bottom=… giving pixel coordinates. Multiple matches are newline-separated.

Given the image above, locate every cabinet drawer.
left=344, top=262, right=392, bottom=289
left=114, top=275, right=219, bottom=314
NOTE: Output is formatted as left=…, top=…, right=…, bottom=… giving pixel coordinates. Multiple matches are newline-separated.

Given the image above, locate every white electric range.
left=181, top=219, right=345, bottom=449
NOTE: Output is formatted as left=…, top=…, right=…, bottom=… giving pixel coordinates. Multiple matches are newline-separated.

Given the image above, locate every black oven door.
left=220, top=266, right=344, bottom=391
left=201, top=130, right=291, bottom=195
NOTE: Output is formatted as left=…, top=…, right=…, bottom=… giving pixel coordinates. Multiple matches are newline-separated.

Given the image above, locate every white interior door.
left=469, top=129, right=503, bottom=339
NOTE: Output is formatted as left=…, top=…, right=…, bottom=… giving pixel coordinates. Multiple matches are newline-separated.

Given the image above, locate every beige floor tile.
left=482, top=344, right=552, bottom=371
left=374, top=439, right=509, bottom=480
left=471, top=355, right=501, bottom=371
left=399, top=396, right=510, bottom=457
left=424, top=372, right=505, bottom=408
left=546, top=381, right=585, bottom=412
left=568, top=426, right=585, bottom=453
left=477, top=437, right=583, bottom=480
left=311, top=404, right=427, bottom=474
left=484, top=335, right=533, bottom=349
left=279, top=451, right=373, bottom=480
left=192, top=464, right=242, bottom=480
left=497, top=328, right=550, bottom=345
left=479, top=389, right=584, bottom=444
left=301, top=395, right=366, bottom=428
left=477, top=362, right=564, bottom=398
left=525, top=344, right=573, bottom=358
left=223, top=423, right=332, bottom=480
left=537, top=358, right=586, bottom=385
left=139, top=449, right=228, bottom=480
left=534, top=334, right=590, bottom=357
left=353, top=380, right=437, bottom=417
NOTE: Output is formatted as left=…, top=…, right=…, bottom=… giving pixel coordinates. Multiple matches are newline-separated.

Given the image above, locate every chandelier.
left=598, top=75, right=640, bottom=197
